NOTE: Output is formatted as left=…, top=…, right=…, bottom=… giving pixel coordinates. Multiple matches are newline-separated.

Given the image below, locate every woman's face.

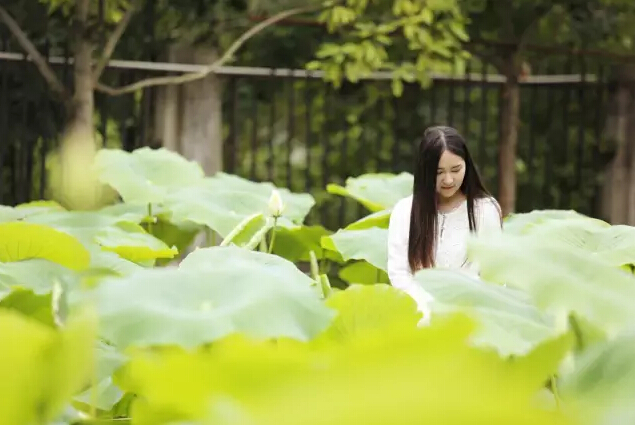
left=436, top=150, right=466, bottom=199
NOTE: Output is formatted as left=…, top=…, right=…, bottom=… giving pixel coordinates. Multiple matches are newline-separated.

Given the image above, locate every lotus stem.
left=147, top=202, right=153, bottom=235
left=319, top=274, right=333, bottom=298
left=267, top=217, right=278, bottom=254
left=309, top=250, right=320, bottom=281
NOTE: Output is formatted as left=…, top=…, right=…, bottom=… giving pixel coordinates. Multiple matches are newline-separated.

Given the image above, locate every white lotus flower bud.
left=268, top=189, right=285, bottom=218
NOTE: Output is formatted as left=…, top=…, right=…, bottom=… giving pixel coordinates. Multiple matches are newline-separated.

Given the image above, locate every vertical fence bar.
left=0, top=34, right=8, bottom=203
left=543, top=66, right=556, bottom=208
left=560, top=56, right=572, bottom=208
left=391, top=96, right=400, bottom=172
left=16, top=51, right=29, bottom=204
left=377, top=94, right=388, bottom=172
left=479, top=64, right=488, bottom=167
left=286, top=77, right=295, bottom=189
left=590, top=65, right=605, bottom=216
left=448, top=65, right=456, bottom=126
left=526, top=66, right=537, bottom=209
left=575, top=57, right=586, bottom=190
left=304, top=77, right=312, bottom=193
left=250, top=80, right=258, bottom=181
left=320, top=86, right=331, bottom=224
left=268, top=74, right=276, bottom=182
left=462, top=62, right=471, bottom=138
left=430, top=79, right=437, bottom=124
left=227, top=77, right=238, bottom=174
left=339, top=93, right=349, bottom=227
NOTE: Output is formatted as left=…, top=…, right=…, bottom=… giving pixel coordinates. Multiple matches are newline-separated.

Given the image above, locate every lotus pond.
left=2, top=147, right=634, bottom=425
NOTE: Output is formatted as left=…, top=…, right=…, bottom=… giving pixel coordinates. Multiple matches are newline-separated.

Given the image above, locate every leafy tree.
left=455, top=0, right=635, bottom=215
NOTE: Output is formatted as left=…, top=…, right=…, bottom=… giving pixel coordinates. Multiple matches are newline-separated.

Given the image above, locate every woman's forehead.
left=438, top=150, right=464, bottom=168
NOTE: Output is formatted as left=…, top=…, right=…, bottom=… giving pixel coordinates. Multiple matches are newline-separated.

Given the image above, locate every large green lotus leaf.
left=94, top=147, right=205, bottom=204
left=0, top=222, right=90, bottom=271
left=0, top=259, right=79, bottom=296
left=0, top=310, right=96, bottom=425
left=322, top=227, right=388, bottom=271
left=164, top=175, right=314, bottom=237
left=95, top=222, right=178, bottom=262
left=24, top=211, right=176, bottom=263
left=272, top=225, right=341, bottom=262
left=345, top=209, right=391, bottom=230
left=208, top=173, right=315, bottom=221
left=503, top=210, right=606, bottom=235
left=326, top=172, right=413, bottom=212
left=468, top=232, right=635, bottom=337
left=559, top=333, right=635, bottom=425
left=314, top=284, right=421, bottom=345
left=413, top=269, right=560, bottom=356
left=116, top=315, right=572, bottom=425
left=0, top=200, right=65, bottom=223
left=338, top=261, right=388, bottom=285
left=89, top=246, right=335, bottom=348
left=24, top=210, right=126, bottom=239
left=98, top=202, right=167, bottom=224
left=521, top=219, right=635, bottom=267
left=86, top=247, right=143, bottom=277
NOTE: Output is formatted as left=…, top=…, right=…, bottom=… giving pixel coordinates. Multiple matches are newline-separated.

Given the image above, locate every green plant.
left=0, top=147, right=634, bottom=425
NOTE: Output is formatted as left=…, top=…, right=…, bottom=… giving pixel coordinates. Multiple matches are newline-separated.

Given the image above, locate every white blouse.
left=387, top=195, right=502, bottom=320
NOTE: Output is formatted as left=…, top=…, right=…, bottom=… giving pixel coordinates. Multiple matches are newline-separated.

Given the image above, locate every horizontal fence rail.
left=0, top=51, right=598, bottom=83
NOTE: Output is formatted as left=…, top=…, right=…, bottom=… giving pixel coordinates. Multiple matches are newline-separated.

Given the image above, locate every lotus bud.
left=268, top=189, right=285, bottom=218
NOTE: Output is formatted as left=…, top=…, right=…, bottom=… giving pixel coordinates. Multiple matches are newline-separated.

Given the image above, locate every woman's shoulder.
left=475, top=195, right=502, bottom=217
left=392, top=195, right=413, bottom=214
left=476, top=195, right=500, bottom=208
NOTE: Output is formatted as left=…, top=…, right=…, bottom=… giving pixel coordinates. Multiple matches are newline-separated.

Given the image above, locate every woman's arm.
left=478, top=196, right=503, bottom=235
left=387, top=197, right=434, bottom=318
left=387, top=197, right=414, bottom=292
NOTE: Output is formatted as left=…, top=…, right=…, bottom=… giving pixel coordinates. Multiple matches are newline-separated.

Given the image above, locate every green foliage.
left=0, top=147, right=634, bottom=425
left=307, top=0, right=470, bottom=95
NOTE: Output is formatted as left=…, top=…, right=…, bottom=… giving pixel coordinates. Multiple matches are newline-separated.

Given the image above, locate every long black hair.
left=407, top=126, right=493, bottom=271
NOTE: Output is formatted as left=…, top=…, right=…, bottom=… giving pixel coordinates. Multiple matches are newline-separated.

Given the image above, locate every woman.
left=387, top=126, right=502, bottom=320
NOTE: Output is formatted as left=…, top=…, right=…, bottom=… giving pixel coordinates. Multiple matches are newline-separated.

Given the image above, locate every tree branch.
left=95, top=5, right=324, bottom=96
left=93, top=0, right=142, bottom=82
left=0, top=6, right=69, bottom=99
left=462, top=41, right=504, bottom=71
left=517, top=4, right=556, bottom=52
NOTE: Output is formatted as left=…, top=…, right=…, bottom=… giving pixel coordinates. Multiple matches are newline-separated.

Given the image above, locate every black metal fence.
left=220, top=63, right=611, bottom=228
left=0, top=44, right=611, bottom=230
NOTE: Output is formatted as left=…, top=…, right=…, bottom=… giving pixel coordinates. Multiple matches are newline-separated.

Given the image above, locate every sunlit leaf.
left=560, top=332, right=635, bottom=425
left=0, top=310, right=96, bottom=425
left=272, top=225, right=341, bottom=262
left=117, top=314, right=573, bottom=425
left=414, top=269, right=560, bottom=356
left=468, top=231, right=635, bottom=337
left=327, top=172, right=413, bottom=211
left=314, top=284, right=421, bottom=344
left=164, top=174, right=314, bottom=237
left=322, top=227, right=388, bottom=271
left=94, top=147, right=206, bottom=204
left=0, top=222, right=90, bottom=270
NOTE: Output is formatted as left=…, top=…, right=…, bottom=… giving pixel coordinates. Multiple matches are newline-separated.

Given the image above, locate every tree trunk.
left=154, top=44, right=224, bottom=176
left=601, top=65, right=635, bottom=225
left=56, top=0, right=101, bottom=210
left=498, top=53, right=520, bottom=216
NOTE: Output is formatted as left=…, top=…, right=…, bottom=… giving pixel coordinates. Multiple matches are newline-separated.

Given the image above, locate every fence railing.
left=0, top=47, right=611, bottom=229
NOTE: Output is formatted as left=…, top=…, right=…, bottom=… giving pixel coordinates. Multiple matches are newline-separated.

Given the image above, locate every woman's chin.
left=438, top=188, right=458, bottom=199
